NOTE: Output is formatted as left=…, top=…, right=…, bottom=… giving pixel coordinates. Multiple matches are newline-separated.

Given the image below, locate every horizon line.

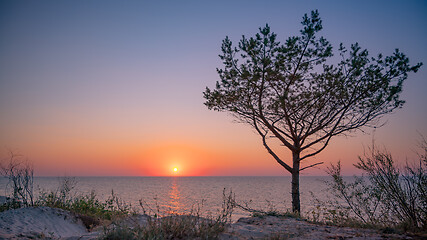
left=29, top=175, right=357, bottom=178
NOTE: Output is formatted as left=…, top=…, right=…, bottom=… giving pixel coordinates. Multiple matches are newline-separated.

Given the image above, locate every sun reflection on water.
left=167, top=178, right=182, bottom=214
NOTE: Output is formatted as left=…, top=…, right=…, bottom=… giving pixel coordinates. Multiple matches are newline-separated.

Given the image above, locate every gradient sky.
left=1, top=0, right=426, bottom=176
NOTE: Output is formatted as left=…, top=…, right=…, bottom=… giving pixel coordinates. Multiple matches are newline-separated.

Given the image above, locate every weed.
left=311, top=138, right=427, bottom=233
left=35, top=178, right=133, bottom=229
left=0, top=151, right=34, bottom=208
left=101, top=188, right=235, bottom=239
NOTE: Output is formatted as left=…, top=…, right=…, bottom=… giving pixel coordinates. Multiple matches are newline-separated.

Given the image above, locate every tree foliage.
left=203, top=10, right=421, bottom=212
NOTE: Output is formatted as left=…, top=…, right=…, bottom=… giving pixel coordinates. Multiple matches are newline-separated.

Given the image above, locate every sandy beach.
left=0, top=206, right=419, bottom=240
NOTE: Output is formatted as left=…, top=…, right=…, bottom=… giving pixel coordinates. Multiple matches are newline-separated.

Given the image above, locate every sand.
left=0, top=207, right=88, bottom=239
left=0, top=207, right=418, bottom=239
left=219, top=216, right=414, bottom=239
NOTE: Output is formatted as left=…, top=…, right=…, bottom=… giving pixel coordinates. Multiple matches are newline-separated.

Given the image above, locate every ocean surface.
left=0, top=176, right=333, bottom=221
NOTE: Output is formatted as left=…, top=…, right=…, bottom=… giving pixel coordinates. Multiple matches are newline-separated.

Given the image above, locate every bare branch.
left=300, top=162, right=324, bottom=171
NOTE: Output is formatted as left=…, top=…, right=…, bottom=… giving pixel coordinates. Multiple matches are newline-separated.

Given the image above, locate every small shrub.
left=36, top=178, right=132, bottom=229
left=0, top=198, right=22, bottom=212
left=0, top=151, right=34, bottom=208
left=102, top=225, right=136, bottom=240
left=319, top=139, right=427, bottom=232
left=77, top=214, right=101, bottom=229
left=307, top=196, right=377, bottom=229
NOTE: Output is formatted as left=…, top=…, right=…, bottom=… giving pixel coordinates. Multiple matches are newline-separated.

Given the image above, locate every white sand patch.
left=0, top=207, right=88, bottom=239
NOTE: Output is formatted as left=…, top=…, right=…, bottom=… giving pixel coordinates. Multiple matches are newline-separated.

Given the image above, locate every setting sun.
left=173, top=167, right=178, bottom=172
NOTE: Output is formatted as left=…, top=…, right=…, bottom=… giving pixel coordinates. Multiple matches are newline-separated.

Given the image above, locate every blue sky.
left=0, top=0, right=426, bottom=176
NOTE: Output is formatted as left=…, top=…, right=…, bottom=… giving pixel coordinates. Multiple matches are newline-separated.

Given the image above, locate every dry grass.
left=101, top=189, right=235, bottom=240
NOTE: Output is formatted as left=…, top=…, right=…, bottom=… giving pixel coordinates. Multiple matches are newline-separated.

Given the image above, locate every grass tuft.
left=35, top=178, right=132, bottom=229
left=100, top=188, right=235, bottom=240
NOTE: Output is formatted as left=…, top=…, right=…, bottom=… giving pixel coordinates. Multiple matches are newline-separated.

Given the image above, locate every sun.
left=173, top=167, right=178, bottom=172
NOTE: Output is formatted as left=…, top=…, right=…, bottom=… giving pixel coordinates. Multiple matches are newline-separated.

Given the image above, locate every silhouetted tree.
left=203, top=10, right=422, bottom=213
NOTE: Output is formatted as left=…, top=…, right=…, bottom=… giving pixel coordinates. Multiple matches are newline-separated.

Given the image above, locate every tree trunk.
left=291, top=151, right=300, bottom=213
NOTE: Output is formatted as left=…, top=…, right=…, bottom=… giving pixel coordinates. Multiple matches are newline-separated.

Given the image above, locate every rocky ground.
left=0, top=207, right=423, bottom=239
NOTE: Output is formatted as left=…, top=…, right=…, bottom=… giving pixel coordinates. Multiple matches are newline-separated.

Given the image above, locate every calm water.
left=0, top=176, right=332, bottom=221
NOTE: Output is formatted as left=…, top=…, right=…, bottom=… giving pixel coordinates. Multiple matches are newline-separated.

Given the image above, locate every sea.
left=0, top=176, right=334, bottom=221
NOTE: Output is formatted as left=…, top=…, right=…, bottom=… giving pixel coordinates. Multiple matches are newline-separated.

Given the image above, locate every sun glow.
left=173, top=167, right=178, bottom=172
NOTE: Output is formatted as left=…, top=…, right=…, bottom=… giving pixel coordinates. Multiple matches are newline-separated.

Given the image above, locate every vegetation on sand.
left=308, top=138, right=426, bottom=233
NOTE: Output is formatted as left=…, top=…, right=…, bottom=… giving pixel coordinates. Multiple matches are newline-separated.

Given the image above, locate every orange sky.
left=0, top=1, right=426, bottom=176
left=1, top=112, right=422, bottom=176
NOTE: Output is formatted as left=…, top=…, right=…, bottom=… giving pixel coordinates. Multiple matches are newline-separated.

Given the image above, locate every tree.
left=203, top=10, right=422, bottom=213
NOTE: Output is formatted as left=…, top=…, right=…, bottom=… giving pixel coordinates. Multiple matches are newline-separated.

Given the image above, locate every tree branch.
left=300, top=162, right=324, bottom=171
left=252, top=112, right=293, bottom=173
